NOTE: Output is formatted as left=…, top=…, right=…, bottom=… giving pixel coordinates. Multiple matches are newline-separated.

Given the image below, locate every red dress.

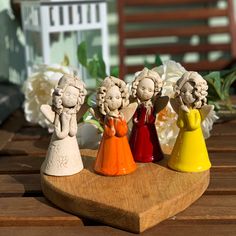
left=94, top=115, right=136, bottom=176
left=129, top=104, right=164, bottom=162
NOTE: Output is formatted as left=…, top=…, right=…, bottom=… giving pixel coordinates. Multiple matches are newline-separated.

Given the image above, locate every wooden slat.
left=0, top=155, right=43, bottom=174
left=125, top=0, right=220, bottom=6
left=0, top=174, right=41, bottom=197
left=182, top=60, right=231, bottom=71
left=1, top=223, right=236, bottom=236
left=125, top=26, right=229, bottom=39
left=0, top=195, right=235, bottom=230
left=207, top=170, right=236, bottom=195
left=210, top=152, right=236, bottom=169
left=125, top=8, right=228, bottom=23
left=0, top=110, right=25, bottom=150
left=126, top=60, right=231, bottom=74
left=0, top=197, right=83, bottom=226
left=175, top=195, right=236, bottom=221
left=211, top=121, right=236, bottom=136
left=126, top=43, right=230, bottom=56
left=13, top=127, right=49, bottom=141
left=207, top=135, right=236, bottom=152
left=0, top=139, right=49, bottom=156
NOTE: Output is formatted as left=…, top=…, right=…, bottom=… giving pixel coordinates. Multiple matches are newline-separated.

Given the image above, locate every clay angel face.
left=62, top=85, right=80, bottom=108
left=136, top=78, right=155, bottom=102
left=180, top=81, right=196, bottom=106
left=176, top=72, right=208, bottom=109
left=132, top=68, right=163, bottom=103
left=105, top=85, right=122, bottom=111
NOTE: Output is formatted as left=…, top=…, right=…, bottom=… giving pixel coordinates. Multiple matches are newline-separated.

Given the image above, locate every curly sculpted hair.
left=52, top=74, right=87, bottom=115
left=131, top=68, right=163, bottom=99
left=96, top=76, right=129, bottom=115
left=175, top=71, right=208, bottom=109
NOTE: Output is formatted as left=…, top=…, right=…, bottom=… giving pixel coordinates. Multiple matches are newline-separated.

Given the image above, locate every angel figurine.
left=40, top=74, right=87, bottom=176
left=168, top=71, right=212, bottom=172
left=91, top=76, right=137, bottom=176
left=129, top=68, right=169, bottom=163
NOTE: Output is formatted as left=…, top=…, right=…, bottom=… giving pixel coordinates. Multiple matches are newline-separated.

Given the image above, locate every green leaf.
left=110, top=66, right=119, bottom=77
left=222, top=71, right=236, bottom=99
left=77, top=41, right=87, bottom=67
left=97, top=52, right=107, bottom=78
left=87, top=93, right=97, bottom=107
left=144, top=58, right=152, bottom=69
left=154, top=54, right=163, bottom=66
left=203, top=71, right=223, bottom=101
left=87, top=59, right=98, bottom=78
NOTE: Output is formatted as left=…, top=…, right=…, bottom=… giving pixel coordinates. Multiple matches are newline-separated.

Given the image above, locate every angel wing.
left=200, top=105, right=214, bottom=121
left=120, top=101, right=138, bottom=123
left=201, top=105, right=218, bottom=139
left=40, top=104, right=55, bottom=124
left=154, top=96, right=169, bottom=115
left=170, top=98, right=181, bottom=114
left=76, top=103, right=89, bottom=122
left=89, top=107, right=105, bottom=125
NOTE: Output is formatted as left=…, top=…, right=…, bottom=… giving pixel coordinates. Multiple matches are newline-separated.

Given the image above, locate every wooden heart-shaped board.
left=41, top=150, right=209, bottom=233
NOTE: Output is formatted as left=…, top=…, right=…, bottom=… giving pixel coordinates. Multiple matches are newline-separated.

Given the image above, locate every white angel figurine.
left=168, top=71, right=213, bottom=172
left=40, top=74, right=87, bottom=176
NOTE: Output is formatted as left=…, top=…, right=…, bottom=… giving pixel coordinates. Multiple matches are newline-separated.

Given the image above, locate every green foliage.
left=77, top=42, right=107, bottom=85
left=144, top=55, right=163, bottom=69
left=77, top=42, right=87, bottom=67
left=203, top=69, right=236, bottom=110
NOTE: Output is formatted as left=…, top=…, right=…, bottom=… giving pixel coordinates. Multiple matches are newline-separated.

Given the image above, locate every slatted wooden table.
left=0, top=109, right=236, bottom=236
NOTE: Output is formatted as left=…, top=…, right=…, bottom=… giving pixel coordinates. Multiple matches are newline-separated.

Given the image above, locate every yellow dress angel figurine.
left=168, top=71, right=212, bottom=172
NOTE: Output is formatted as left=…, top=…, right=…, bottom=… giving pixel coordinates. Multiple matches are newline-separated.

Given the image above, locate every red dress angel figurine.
left=129, top=68, right=169, bottom=163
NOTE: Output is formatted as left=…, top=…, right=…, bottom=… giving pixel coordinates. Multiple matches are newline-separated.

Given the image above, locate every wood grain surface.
left=0, top=109, right=236, bottom=235
left=41, top=155, right=209, bottom=233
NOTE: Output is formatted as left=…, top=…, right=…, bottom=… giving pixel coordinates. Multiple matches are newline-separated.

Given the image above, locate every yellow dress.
left=168, top=108, right=211, bottom=172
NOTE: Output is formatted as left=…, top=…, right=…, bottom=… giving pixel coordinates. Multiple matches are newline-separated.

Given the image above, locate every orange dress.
left=94, top=115, right=137, bottom=176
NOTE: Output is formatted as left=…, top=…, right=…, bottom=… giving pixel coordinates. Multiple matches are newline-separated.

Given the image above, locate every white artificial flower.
left=156, top=104, right=179, bottom=154
left=153, top=60, right=186, bottom=97
left=23, top=64, right=76, bottom=130
left=77, top=122, right=102, bottom=149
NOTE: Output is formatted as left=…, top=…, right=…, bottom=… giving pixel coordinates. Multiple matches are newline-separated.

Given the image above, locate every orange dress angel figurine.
left=91, top=76, right=137, bottom=176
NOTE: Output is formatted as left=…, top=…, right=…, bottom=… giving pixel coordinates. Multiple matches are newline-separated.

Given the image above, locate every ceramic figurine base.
left=41, top=150, right=209, bottom=233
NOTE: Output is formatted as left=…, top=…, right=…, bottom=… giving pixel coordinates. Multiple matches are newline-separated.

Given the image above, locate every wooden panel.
left=0, top=155, right=43, bottom=174
left=1, top=223, right=236, bottom=236
left=0, top=174, right=41, bottom=197
left=0, top=139, right=49, bottom=156
left=206, top=135, right=236, bottom=152
left=208, top=170, right=236, bottom=194
left=210, top=152, right=236, bottom=169
left=125, top=8, right=228, bottom=23
left=126, top=60, right=231, bottom=74
left=211, top=121, right=236, bottom=136
left=126, top=43, right=230, bottom=56
left=0, top=110, right=25, bottom=150
left=125, top=26, right=229, bottom=39
left=125, top=0, right=220, bottom=6
left=13, top=127, right=49, bottom=141
left=175, top=195, right=236, bottom=220
left=0, top=197, right=83, bottom=226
